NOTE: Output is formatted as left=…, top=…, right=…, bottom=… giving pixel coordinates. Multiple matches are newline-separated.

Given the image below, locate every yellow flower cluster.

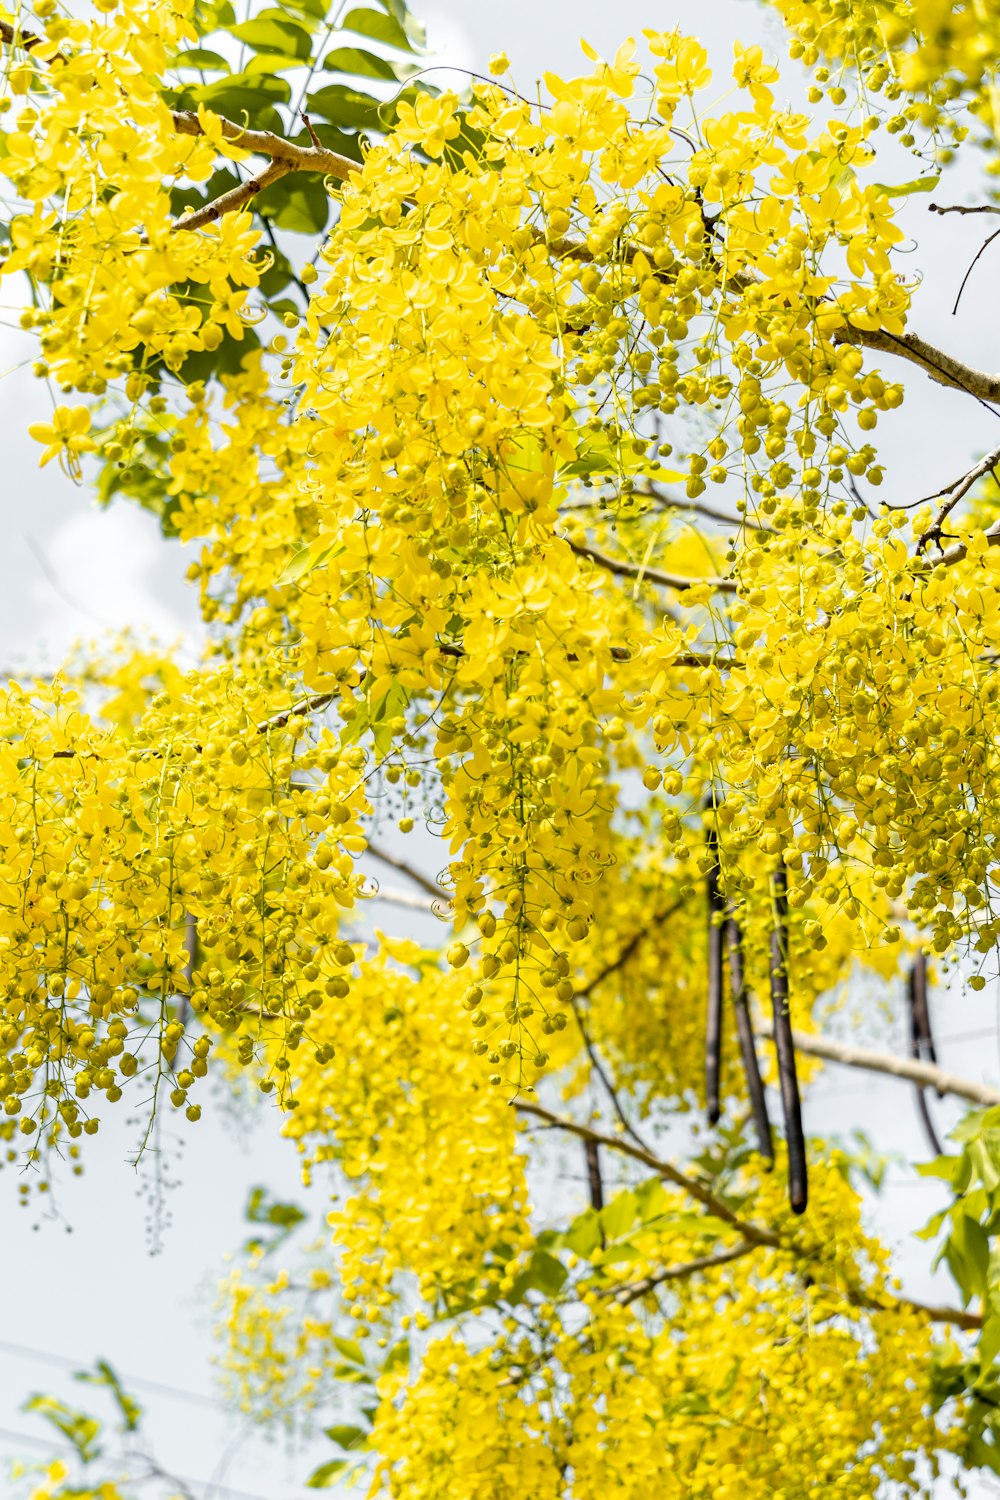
left=3, top=6, right=999, bottom=1490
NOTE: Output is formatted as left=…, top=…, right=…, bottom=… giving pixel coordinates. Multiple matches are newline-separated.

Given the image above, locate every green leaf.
left=330, top=1336, right=366, bottom=1366
left=873, top=174, right=941, bottom=198
left=562, top=1206, right=602, bottom=1258
left=370, top=681, right=409, bottom=757
left=600, top=1188, right=638, bottom=1241
left=323, top=45, right=413, bottom=80
left=243, top=1185, right=306, bottom=1254
left=596, top=1242, right=641, bottom=1265
left=324, top=1423, right=368, bottom=1450
left=306, top=83, right=387, bottom=132
left=981, top=1312, right=1000, bottom=1375
left=382, top=1338, right=410, bottom=1375
left=529, top=1247, right=568, bottom=1295
left=230, top=16, right=312, bottom=58
left=189, top=71, right=292, bottom=134
left=307, top=1458, right=349, bottom=1487
left=246, top=1185, right=306, bottom=1230
left=342, top=5, right=417, bottom=51
left=173, top=47, right=230, bottom=71
left=282, top=0, right=332, bottom=18
left=261, top=174, right=331, bottom=234
left=635, top=1177, right=669, bottom=1223
left=276, top=534, right=343, bottom=585
left=242, top=52, right=306, bottom=75
left=25, top=1396, right=102, bottom=1461
left=74, top=1360, right=142, bottom=1434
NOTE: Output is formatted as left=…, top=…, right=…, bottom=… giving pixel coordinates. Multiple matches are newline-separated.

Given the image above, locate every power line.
left=0, top=1337, right=218, bottom=1409
left=0, top=1423, right=279, bottom=1500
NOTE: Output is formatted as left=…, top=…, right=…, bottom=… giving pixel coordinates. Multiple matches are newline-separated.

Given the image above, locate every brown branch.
left=171, top=159, right=291, bottom=235
left=756, top=1022, right=1000, bottom=1107
left=930, top=203, right=1000, bottom=217
left=514, top=1098, right=782, bottom=1247
left=170, top=108, right=359, bottom=184
left=0, top=17, right=66, bottom=62
left=366, top=884, right=439, bottom=914
left=835, top=323, right=1000, bottom=405
left=365, top=840, right=446, bottom=901
left=613, top=1240, right=758, bottom=1305
left=636, top=486, right=776, bottom=535
left=847, top=1286, right=982, bottom=1331
left=566, top=538, right=738, bottom=595
left=916, top=440, right=1000, bottom=552
left=516, top=1100, right=982, bottom=1330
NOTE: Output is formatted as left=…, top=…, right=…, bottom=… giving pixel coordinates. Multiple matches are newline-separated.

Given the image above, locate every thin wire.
left=0, top=1337, right=218, bottom=1408
left=0, top=1423, right=276, bottom=1500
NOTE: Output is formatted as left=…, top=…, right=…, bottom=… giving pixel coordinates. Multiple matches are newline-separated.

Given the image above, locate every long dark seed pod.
left=770, top=868, right=807, bottom=1214
left=908, top=948, right=941, bottom=1084
left=727, top=915, right=774, bottom=1163
left=584, top=1136, right=604, bottom=1211
left=705, top=816, right=724, bottom=1126
left=907, top=952, right=944, bottom=1155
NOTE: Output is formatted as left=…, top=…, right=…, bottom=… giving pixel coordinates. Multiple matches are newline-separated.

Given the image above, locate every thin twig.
left=916, top=440, right=1000, bottom=552
left=515, top=1101, right=981, bottom=1329
left=951, top=227, right=1000, bottom=316
left=514, top=1098, right=781, bottom=1246
left=930, top=203, right=1000, bottom=217
left=613, top=1240, right=758, bottom=1305
left=567, top=538, right=738, bottom=595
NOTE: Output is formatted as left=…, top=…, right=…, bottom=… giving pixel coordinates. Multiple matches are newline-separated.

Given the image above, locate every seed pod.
left=727, top=915, right=773, bottom=1163
left=770, top=868, right=807, bottom=1214
left=907, top=950, right=943, bottom=1155
left=705, top=816, right=724, bottom=1127
left=584, top=1136, right=604, bottom=1211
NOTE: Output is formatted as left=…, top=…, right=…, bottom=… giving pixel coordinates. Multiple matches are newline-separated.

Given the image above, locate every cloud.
left=24, top=504, right=201, bottom=668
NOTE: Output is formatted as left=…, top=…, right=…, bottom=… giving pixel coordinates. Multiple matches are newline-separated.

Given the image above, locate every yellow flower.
left=27, top=404, right=95, bottom=475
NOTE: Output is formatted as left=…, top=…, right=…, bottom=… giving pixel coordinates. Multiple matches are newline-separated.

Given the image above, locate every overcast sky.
left=3, top=3, right=1000, bottom=1495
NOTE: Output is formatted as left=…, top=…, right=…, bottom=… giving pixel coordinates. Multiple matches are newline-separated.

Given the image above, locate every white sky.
left=3, top=2, right=1000, bottom=1495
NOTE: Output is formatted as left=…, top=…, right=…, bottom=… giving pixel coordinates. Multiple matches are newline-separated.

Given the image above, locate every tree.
left=5, top=0, right=1000, bottom=1491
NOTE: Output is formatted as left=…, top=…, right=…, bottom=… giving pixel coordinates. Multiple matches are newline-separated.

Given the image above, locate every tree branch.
left=366, top=884, right=439, bottom=914
left=613, top=1240, right=758, bottom=1305
left=757, top=1021, right=1000, bottom=1107
left=835, top=323, right=1000, bottom=405
left=516, top=1100, right=982, bottom=1329
left=170, top=107, right=359, bottom=185
left=171, top=158, right=291, bottom=235
left=566, top=538, right=738, bottom=595
left=931, top=516, right=1000, bottom=570
left=0, top=17, right=65, bottom=62
left=514, top=1098, right=782, bottom=1247
left=916, top=440, right=1000, bottom=552
left=930, top=203, right=1000, bottom=217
